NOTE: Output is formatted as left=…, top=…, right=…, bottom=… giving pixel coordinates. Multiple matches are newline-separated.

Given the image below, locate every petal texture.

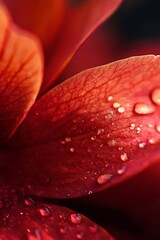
left=5, top=0, right=122, bottom=92
left=5, top=0, right=65, bottom=49
left=5, top=55, right=160, bottom=198
left=42, top=0, right=122, bottom=92
left=0, top=4, right=43, bottom=143
left=0, top=189, right=114, bottom=240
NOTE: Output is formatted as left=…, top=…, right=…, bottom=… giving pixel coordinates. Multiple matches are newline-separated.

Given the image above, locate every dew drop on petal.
left=156, top=125, right=160, bottom=133
left=89, top=224, right=98, bottom=233
left=65, top=137, right=72, bottom=142
left=120, top=152, right=128, bottom=161
left=148, top=137, right=157, bottom=144
left=134, top=103, right=155, bottom=115
left=24, top=197, right=35, bottom=207
left=139, top=141, right=146, bottom=148
left=107, top=139, right=116, bottom=147
left=129, top=123, right=135, bottom=130
left=97, top=173, right=112, bottom=184
left=113, top=102, right=120, bottom=108
left=118, top=107, right=125, bottom=113
left=60, top=226, right=67, bottom=234
left=117, top=166, right=126, bottom=175
left=70, top=213, right=82, bottom=224
left=70, top=147, right=75, bottom=152
left=151, top=87, right=160, bottom=105
left=107, top=96, right=113, bottom=101
left=76, top=232, right=84, bottom=239
left=91, top=136, right=96, bottom=141
left=39, top=206, right=51, bottom=217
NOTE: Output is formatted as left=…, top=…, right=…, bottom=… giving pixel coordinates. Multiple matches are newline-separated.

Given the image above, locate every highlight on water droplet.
left=118, top=107, right=125, bottom=113
left=117, top=166, right=126, bottom=175
left=148, top=137, right=157, bottom=144
left=107, top=139, right=116, bottom=147
left=65, top=137, right=72, bottom=142
left=39, top=206, right=51, bottom=217
left=24, top=197, right=35, bottom=207
left=120, top=152, right=128, bottom=161
left=70, top=147, right=75, bottom=152
left=134, top=103, right=155, bottom=115
left=76, top=232, right=84, bottom=239
left=139, top=141, right=146, bottom=149
left=113, top=102, right=120, bottom=108
left=60, top=226, right=67, bottom=234
left=129, top=123, right=135, bottom=131
left=107, top=96, right=113, bottom=101
left=151, top=87, right=160, bottom=105
left=97, top=173, right=112, bottom=184
left=70, top=213, right=82, bottom=224
left=89, top=224, right=98, bottom=233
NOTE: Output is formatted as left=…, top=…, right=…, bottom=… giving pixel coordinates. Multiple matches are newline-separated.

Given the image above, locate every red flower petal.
left=42, top=0, right=122, bottom=93
left=0, top=189, right=114, bottom=240
left=79, top=160, right=160, bottom=239
left=0, top=4, right=43, bottom=143
left=5, top=55, right=160, bottom=198
left=5, top=0, right=65, bottom=49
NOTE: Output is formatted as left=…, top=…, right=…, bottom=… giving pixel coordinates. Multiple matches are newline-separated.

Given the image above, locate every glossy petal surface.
left=5, top=55, right=160, bottom=198
left=0, top=189, right=114, bottom=240
left=0, top=4, right=43, bottom=143
left=42, top=0, right=122, bottom=92
left=4, top=0, right=65, bottom=49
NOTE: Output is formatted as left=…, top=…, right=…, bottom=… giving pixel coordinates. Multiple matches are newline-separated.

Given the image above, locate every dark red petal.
left=0, top=4, right=43, bottom=143
left=5, top=55, right=160, bottom=198
left=78, top=160, right=160, bottom=239
left=5, top=0, right=65, bottom=49
left=42, top=0, right=122, bottom=93
left=0, top=189, right=114, bottom=240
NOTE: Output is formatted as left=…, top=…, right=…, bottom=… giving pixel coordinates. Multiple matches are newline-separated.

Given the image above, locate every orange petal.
left=0, top=3, right=43, bottom=143
left=42, top=0, right=122, bottom=93
left=5, top=0, right=65, bottom=49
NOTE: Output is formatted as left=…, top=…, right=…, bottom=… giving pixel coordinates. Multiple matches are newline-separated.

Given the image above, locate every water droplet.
left=120, top=152, right=128, bottom=161
left=118, top=146, right=123, bottom=151
left=76, top=232, right=84, bottom=239
left=113, top=102, right=120, bottom=108
left=70, top=213, right=82, bottom=224
left=60, top=226, right=67, bottom=234
left=136, top=127, right=141, bottom=134
left=0, top=200, right=3, bottom=208
left=134, top=103, right=155, bottom=115
left=97, top=128, right=105, bottom=135
left=39, top=206, right=51, bottom=217
left=151, top=87, right=160, bottom=105
left=97, top=173, right=112, bottom=184
left=107, top=96, right=113, bottom=101
left=107, top=139, right=116, bottom=147
left=91, top=136, right=96, bottom=141
left=118, top=107, right=125, bottom=113
left=139, top=141, right=146, bottom=148
left=148, top=137, right=157, bottom=144
left=156, top=125, right=160, bottom=133
left=24, top=197, right=35, bottom=206
left=65, top=137, right=72, bottom=142
left=117, top=166, right=126, bottom=175
left=88, top=190, right=93, bottom=195
left=129, top=123, right=135, bottom=130
left=70, top=147, right=75, bottom=152
left=89, top=224, right=98, bottom=233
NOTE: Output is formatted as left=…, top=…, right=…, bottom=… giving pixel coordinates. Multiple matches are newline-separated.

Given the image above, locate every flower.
left=0, top=0, right=160, bottom=239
